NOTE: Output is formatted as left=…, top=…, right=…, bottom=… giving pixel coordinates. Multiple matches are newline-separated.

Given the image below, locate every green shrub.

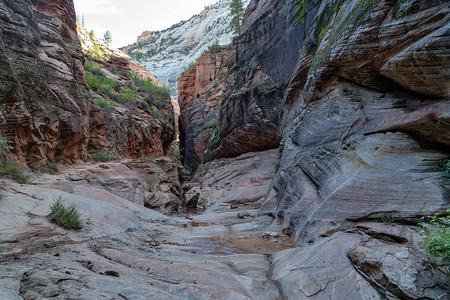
left=119, top=88, right=138, bottom=102
left=86, top=74, right=102, bottom=89
left=0, top=160, right=27, bottom=183
left=49, top=197, right=82, bottom=230
left=134, top=78, right=169, bottom=105
left=0, top=137, right=13, bottom=152
left=95, top=97, right=117, bottom=113
left=103, top=77, right=117, bottom=88
left=419, top=209, right=450, bottom=263
left=182, top=61, right=196, bottom=74
left=89, top=152, right=114, bottom=162
left=84, top=62, right=102, bottom=75
left=210, top=39, right=221, bottom=54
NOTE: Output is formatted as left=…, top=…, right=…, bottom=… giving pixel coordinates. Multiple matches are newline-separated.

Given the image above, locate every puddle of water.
left=187, top=231, right=295, bottom=255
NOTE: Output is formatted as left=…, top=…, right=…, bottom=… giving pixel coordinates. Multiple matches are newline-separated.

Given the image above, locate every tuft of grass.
left=0, top=160, right=27, bottom=183
left=49, top=197, right=82, bottom=230
left=146, top=176, right=157, bottom=192
left=89, top=152, right=114, bottom=162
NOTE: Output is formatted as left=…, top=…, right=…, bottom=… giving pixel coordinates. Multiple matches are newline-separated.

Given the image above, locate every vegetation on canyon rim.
left=230, top=0, right=245, bottom=35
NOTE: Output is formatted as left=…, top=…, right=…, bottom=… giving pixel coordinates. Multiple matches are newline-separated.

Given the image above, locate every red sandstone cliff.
left=0, top=0, right=176, bottom=165
left=178, top=45, right=231, bottom=169
left=0, top=0, right=90, bottom=165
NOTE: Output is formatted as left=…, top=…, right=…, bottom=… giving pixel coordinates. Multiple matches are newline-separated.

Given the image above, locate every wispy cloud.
left=74, top=0, right=121, bottom=16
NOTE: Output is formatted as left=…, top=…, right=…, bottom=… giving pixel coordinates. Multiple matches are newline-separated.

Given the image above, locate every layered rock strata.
left=178, top=46, right=231, bottom=170
left=0, top=0, right=90, bottom=165
left=179, top=0, right=303, bottom=168
left=268, top=0, right=450, bottom=246
left=0, top=0, right=176, bottom=166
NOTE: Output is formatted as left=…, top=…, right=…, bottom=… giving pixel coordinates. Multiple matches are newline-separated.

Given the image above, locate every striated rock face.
left=183, top=149, right=279, bottom=211
left=0, top=0, right=176, bottom=165
left=78, top=26, right=176, bottom=159
left=179, top=0, right=303, bottom=168
left=123, top=0, right=250, bottom=95
left=178, top=46, right=231, bottom=170
left=263, top=0, right=450, bottom=246
left=207, top=0, right=305, bottom=160
left=0, top=0, right=90, bottom=165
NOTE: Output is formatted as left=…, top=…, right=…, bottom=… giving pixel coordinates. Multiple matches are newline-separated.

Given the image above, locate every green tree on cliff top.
left=230, top=0, right=244, bottom=36
left=103, top=30, right=112, bottom=45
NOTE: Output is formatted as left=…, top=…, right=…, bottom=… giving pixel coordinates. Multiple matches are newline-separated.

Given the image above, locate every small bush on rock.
left=89, top=152, right=114, bottom=162
left=0, top=160, right=27, bottom=183
left=49, top=197, right=82, bottom=230
left=0, top=137, right=13, bottom=152
left=419, top=209, right=450, bottom=263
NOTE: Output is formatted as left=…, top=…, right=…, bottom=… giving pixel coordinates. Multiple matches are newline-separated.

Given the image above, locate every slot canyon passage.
left=0, top=0, right=449, bottom=299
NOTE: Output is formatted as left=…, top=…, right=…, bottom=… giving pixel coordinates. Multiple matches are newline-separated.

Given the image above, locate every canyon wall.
left=0, top=0, right=90, bottom=165
left=78, top=27, right=176, bottom=159
left=0, top=0, right=176, bottom=165
left=179, top=0, right=450, bottom=244
left=272, top=0, right=450, bottom=245
left=179, top=0, right=304, bottom=169
left=178, top=45, right=231, bottom=170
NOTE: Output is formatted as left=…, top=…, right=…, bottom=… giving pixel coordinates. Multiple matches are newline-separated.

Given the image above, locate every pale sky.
left=73, top=0, right=218, bottom=49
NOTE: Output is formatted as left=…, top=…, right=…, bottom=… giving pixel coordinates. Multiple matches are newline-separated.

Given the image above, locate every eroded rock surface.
left=264, top=0, right=450, bottom=247
left=0, top=152, right=287, bottom=299
left=1, top=152, right=447, bottom=299
left=0, top=0, right=90, bottom=165
left=178, top=46, right=231, bottom=170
